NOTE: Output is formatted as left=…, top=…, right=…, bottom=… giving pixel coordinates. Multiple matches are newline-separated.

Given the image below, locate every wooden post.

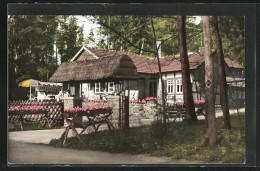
left=118, top=94, right=122, bottom=128
left=30, top=87, right=31, bottom=100
left=122, top=90, right=129, bottom=129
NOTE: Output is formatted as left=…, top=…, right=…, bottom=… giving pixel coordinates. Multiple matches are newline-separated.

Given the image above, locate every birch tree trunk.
left=151, top=17, right=167, bottom=124
left=177, top=16, right=197, bottom=121
left=212, top=16, right=231, bottom=130
left=202, top=16, right=217, bottom=146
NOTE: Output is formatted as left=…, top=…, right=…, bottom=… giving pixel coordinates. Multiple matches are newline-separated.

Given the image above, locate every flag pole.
left=30, top=87, right=31, bottom=100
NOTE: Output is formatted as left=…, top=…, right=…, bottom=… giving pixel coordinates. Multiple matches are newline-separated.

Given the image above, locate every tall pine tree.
left=57, top=16, right=84, bottom=63
left=8, top=15, right=59, bottom=84
left=177, top=16, right=197, bottom=122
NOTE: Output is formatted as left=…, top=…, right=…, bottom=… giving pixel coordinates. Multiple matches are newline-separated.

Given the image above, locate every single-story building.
left=49, top=46, right=245, bottom=108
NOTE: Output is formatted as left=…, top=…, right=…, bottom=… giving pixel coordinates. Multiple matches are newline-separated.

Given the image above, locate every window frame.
left=95, top=82, right=115, bottom=94
left=167, top=80, right=174, bottom=94
left=95, top=82, right=101, bottom=93
left=176, top=79, right=183, bottom=93
left=107, top=82, right=115, bottom=93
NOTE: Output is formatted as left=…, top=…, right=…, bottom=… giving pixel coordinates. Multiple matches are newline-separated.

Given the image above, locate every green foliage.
left=212, top=16, right=245, bottom=66
left=8, top=15, right=59, bottom=88
left=94, top=15, right=153, bottom=55
left=93, top=16, right=204, bottom=57
left=50, top=113, right=245, bottom=163
left=8, top=15, right=86, bottom=100
left=93, top=15, right=244, bottom=67
left=56, top=16, right=84, bottom=63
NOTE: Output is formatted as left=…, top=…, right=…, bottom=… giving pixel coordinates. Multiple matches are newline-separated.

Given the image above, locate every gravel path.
left=8, top=128, right=205, bottom=165
left=8, top=139, right=204, bottom=165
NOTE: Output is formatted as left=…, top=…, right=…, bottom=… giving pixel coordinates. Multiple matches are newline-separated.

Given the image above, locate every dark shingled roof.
left=49, top=55, right=138, bottom=83
left=84, top=48, right=242, bottom=74
left=224, top=58, right=243, bottom=69
left=50, top=47, right=243, bottom=83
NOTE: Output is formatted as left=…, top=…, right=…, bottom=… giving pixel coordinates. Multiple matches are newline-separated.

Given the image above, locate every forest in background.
left=8, top=15, right=245, bottom=92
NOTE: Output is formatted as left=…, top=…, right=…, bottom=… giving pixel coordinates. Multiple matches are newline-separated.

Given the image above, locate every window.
left=69, top=86, right=76, bottom=96
left=176, top=79, right=183, bottom=93
left=95, top=82, right=101, bottom=93
left=95, top=82, right=114, bottom=93
left=107, top=82, right=115, bottom=93
left=167, top=80, right=174, bottom=94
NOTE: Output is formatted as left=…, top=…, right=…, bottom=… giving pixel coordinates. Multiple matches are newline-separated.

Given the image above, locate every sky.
left=76, top=16, right=101, bottom=47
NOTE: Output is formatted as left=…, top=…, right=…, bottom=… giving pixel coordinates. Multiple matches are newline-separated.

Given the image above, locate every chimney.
left=156, top=41, right=162, bottom=58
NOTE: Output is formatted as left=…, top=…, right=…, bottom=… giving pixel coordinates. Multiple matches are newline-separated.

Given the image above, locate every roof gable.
left=224, top=58, right=243, bottom=69
left=70, top=46, right=98, bottom=61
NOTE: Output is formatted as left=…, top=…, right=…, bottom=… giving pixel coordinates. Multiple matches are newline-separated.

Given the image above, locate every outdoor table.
left=8, top=110, right=50, bottom=131
left=60, top=109, right=114, bottom=145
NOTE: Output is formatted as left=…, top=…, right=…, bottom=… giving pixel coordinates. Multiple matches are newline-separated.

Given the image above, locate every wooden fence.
left=8, top=100, right=64, bottom=126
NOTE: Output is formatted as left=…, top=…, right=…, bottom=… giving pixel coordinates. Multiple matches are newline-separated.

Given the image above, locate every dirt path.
left=8, top=140, right=204, bottom=165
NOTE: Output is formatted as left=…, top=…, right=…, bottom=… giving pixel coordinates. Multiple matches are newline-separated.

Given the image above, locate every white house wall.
left=67, top=71, right=202, bottom=104
left=158, top=72, right=199, bottom=104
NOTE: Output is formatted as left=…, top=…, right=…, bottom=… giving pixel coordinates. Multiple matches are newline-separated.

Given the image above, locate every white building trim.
left=70, top=46, right=99, bottom=61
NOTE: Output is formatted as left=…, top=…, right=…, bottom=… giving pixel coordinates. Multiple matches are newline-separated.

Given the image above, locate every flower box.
left=8, top=105, right=50, bottom=116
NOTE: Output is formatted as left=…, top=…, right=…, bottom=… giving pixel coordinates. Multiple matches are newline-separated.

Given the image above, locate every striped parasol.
left=18, top=79, right=40, bottom=88
left=18, top=79, right=40, bottom=100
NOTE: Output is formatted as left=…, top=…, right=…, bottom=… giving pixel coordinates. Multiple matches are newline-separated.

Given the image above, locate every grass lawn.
left=8, top=122, right=64, bottom=132
left=49, top=113, right=245, bottom=163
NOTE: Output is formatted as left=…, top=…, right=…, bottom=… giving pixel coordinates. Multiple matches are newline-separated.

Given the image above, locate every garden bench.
left=60, top=109, right=114, bottom=145
left=166, top=104, right=205, bottom=122
left=166, top=105, right=185, bottom=122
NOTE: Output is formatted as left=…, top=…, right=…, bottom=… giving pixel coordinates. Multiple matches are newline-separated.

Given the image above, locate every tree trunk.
left=202, top=16, right=217, bottom=146
left=9, top=20, right=15, bottom=100
left=122, top=96, right=129, bottom=129
left=177, top=16, right=197, bottom=122
left=151, top=17, right=166, bottom=124
left=211, top=16, right=231, bottom=130
left=159, top=65, right=166, bottom=124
